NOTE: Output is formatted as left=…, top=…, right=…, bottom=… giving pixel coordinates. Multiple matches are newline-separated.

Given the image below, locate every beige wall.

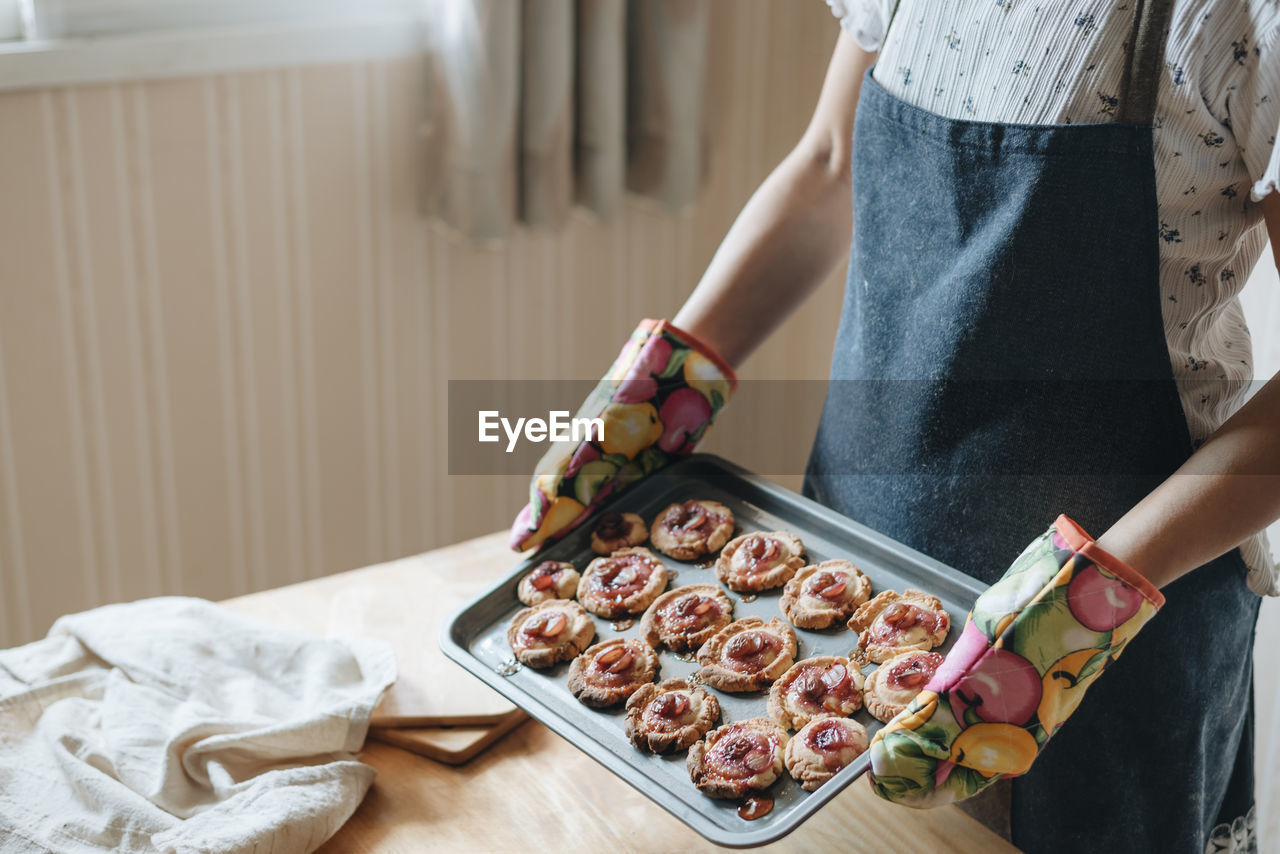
left=0, top=0, right=844, bottom=646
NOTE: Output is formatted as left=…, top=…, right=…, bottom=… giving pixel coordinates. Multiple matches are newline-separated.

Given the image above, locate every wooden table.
left=226, top=533, right=1019, bottom=854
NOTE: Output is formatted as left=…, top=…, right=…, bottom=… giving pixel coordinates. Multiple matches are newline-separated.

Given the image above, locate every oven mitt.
left=509, top=319, right=737, bottom=552
left=867, top=514, right=1165, bottom=806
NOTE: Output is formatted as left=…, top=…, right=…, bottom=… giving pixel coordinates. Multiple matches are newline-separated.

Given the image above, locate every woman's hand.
left=868, top=516, right=1164, bottom=806
left=507, top=320, right=734, bottom=552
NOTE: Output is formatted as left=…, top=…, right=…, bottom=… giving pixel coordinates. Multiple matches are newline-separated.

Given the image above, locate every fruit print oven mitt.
left=868, top=515, right=1164, bottom=806
left=509, top=319, right=736, bottom=552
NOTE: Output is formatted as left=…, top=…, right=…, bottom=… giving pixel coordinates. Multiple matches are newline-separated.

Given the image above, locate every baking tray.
left=441, top=454, right=984, bottom=848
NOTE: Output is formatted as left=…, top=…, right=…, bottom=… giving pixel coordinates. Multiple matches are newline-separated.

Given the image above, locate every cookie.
left=650, top=500, right=734, bottom=561
left=766, top=656, right=864, bottom=731
left=695, top=617, right=797, bottom=693
left=848, top=589, right=950, bottom=664
left=589, top=512, right=649, bottom=555
left=506, top=600, right=596, bottom=669
left=638, top=584, right=734, bottom=653
left=779, top=560, right=872, bottom=629
left=577, top=547, right=669, bottom=619
left=687, top=717, right=789, bottom=799
left=625, top=678, right=721, bottom=754
left=714, top=531, right=806, bottom=592
left=783, top=717, right=869, bottom=792
left=516, top=560, right=580, bottom=607
left=864, top=650, right=946, bottom=723
left=566, top=638, right=660, bottom=708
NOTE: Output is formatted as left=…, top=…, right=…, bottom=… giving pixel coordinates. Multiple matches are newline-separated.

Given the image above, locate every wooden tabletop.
left=227, top=532, right=1019, bottom=854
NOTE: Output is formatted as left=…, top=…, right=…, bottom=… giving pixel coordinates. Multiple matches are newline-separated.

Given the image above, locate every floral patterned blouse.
left=826, top=0, right=1280, bottom=598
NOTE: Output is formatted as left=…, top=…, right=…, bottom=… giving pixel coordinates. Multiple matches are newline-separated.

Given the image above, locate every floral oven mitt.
left=509, top=319, right=736, bottom=552
left=869, top=515, right=1165, bottom=806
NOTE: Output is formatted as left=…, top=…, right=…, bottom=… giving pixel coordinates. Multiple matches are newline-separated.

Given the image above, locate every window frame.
left=0, top=0, right=426, bottom=92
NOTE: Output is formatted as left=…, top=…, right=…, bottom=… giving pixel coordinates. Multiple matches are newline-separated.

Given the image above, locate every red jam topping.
left=805, top=719, right=860, bottom=770
left=871, top=602, right=947, bottom=641
left=588, top=554, right=656, bottom=602
left=809, top=719, right=852, bottom=752
left=723, top=631, right=780, bottom=672
left=791, top=663, right=856, bottom=711
left=886, top=652, right=944, bottom=691
left=735, top=535, right=782, bottom=573
left=589, top=644, right=639, bottom=686
left=665, top=501, right=724, bottom=536
left=803, top=571, right=848, bottom=600
left=650, top=691, right=691, bottom=721
left=669, top=501, right=708, bottom=531
left=594, top=512, right=625, bottom=540
left=737, top=794, right=774, bottom=821
left=519, top=610, right=567, bottom=645
left=793, top=669, right=826, bottom=703
left=708, top=729, right=774, bottom=779
left=527, top=561, right=562, bottom=591
left=659, top=593, right=721, bottom=631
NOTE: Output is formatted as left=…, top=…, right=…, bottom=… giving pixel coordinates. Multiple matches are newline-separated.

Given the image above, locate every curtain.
left=423, top=0, right=710, bottom=240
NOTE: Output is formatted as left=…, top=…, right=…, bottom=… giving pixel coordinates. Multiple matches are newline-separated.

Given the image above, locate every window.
left=20, top=0, right=419, bottom=40
left=1, top=0, right=21, bottom=42
left=0, top=0, right=425, bottom=91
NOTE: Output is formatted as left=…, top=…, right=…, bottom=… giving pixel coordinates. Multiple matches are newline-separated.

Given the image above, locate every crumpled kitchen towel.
left=0, top=596, right=396, bottom=854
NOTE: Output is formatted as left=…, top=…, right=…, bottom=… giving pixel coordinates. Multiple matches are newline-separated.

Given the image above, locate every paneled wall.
left=0, top=0, right=845, bottom=645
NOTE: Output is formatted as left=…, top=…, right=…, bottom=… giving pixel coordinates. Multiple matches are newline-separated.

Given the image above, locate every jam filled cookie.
left=849, top=589, right=950, bottom=664
left=650, top=500, right=735, bottom=561
left=696, top=617, right=797, bottom=693
left=783, top=717, right=869, bottom=792
left=639, top=584, right=734, bottom=653
left=516, top=560, right=580, bottom=607
left=766, top=656, right=864, bottom=731
left=577, top=547, right=669, bottom=619
left=506, top=600, right=596, bottom=669
left=566, top=639, right=660, bottom=708
left=625, top=678, right=721, bottom=754
left=714, top=531, right=807, bottom=592
left=779, top=560, right=872, bottom=629
left=863, top=650, right=945, bottom=723
left=687, top=717, right=790, bottom=799
left=589, top=512, right=649, bottom=555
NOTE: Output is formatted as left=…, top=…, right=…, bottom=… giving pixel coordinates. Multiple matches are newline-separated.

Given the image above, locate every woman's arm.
left=508, top=35, right=873, bottom=551
left=1097, top=192, right=1280, bottom=587
left=672, top=33, right=875, bottom=368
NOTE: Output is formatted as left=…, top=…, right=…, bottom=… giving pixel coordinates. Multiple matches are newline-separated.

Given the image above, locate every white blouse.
left=825, top=0, right=1280, bottom=595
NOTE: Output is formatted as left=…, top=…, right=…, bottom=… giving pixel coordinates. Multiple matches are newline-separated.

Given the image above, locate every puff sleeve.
left=823, top=0, right=896, bottom=53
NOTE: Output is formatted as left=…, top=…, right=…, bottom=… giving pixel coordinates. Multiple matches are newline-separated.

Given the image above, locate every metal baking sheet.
left=441, top=454, right=984, bottom=848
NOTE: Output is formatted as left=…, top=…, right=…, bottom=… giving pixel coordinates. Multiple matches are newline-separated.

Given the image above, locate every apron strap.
left=1116, top=0, right=1175, bottom=125
left=885, top=0, right=903, bottom=37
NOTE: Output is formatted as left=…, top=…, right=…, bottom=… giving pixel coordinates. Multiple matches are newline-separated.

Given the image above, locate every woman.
left=510, top=2, right=1280, bottom=851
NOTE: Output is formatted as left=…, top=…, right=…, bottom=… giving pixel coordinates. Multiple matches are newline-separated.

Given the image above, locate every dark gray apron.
left=803, top=2, right=1261, bottom=850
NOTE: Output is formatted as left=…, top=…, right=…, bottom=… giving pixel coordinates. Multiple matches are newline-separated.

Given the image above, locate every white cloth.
left=823, top=0, right=1280, bottom=595
left=0, top=597, right=396, bottom=854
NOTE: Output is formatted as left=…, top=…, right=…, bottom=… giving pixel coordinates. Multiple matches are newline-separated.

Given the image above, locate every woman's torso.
left=824, top=0, right=1279, bottom=593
